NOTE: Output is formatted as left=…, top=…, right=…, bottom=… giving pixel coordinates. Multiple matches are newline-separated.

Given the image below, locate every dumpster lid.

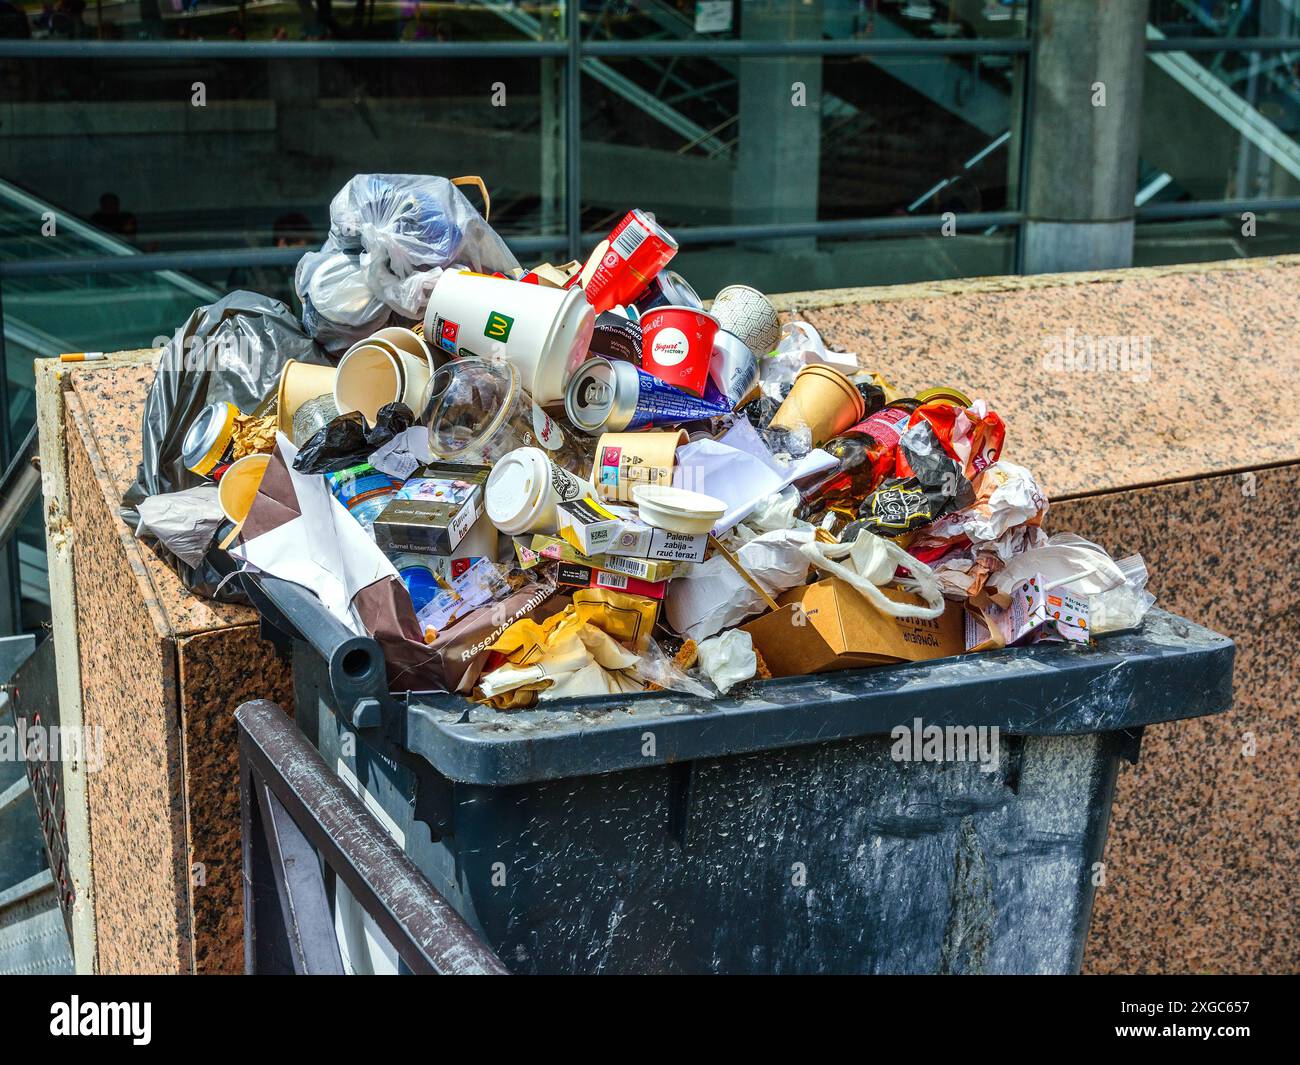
left=404, top=609, right=1234, bottom=785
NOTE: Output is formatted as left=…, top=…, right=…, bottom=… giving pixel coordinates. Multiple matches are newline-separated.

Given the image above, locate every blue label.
left=628, top=367, right=732, bottom=429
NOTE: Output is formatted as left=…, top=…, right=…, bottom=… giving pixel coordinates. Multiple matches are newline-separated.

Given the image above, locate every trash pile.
left=128, top=175, right=1156, bottom=707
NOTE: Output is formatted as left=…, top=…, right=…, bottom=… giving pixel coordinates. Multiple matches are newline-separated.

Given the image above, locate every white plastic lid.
left=485, top=448, right=548, bottom=530
left=631, top=483, right=726, bottom=518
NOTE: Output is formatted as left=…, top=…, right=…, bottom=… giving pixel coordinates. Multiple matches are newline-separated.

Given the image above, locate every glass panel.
left=579, top=52, right=1022, bottom=234
left=580, top=0, right=1030, bottom=44
left=14, top=2, right=562, bottom=43
left=1132, top=212, right=1300, bottom=267
left=0, top=56, right=559, bottom=253
left=1149, top=0, right=1299, bottom=40
left=670, top=228, right=1015, bottom=297
left=1139, top=46, right=1300, bottom=204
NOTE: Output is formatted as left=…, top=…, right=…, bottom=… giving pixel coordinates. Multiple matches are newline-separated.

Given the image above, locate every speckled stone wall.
left=784, top=256, right=1300, bottom=974
left=1055, top=468, right=1299, bottom=974
left=62, top=359, right=293, bottom=974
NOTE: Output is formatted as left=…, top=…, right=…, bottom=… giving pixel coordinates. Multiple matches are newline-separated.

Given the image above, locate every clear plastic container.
left=324, top=462, right=401, bottom=531
left=417, top=356, right=590, bottom=476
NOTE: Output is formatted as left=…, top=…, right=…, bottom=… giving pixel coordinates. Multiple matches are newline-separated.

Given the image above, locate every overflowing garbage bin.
left=246, top=572, right=1234, bottom=975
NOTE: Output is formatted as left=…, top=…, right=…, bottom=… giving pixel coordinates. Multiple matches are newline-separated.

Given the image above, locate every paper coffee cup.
left=276, top=360, right=338, bottom=435
left=710, top=284, right=781, bottom=356
left=217, top=452, right=271, bottom=524
left=371, top=326, right=445, bottom=372
left=767, top=364, right=865, bottom=447
left=334, top=338, right=431, bottom=425
left=484, top=446, right=597, bottom=537
left=591, top=429, right=687, bottom=503
left=423, top=270, right=595, bottom=405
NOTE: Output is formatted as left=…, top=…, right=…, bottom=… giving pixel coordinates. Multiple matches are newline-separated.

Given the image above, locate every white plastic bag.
left=329, top=174, right=520, bottom=319
left=800, top=529, right=947, bottom=620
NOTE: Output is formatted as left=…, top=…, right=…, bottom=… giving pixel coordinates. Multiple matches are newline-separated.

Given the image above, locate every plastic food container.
left=631, top=483, right=726, bottom=534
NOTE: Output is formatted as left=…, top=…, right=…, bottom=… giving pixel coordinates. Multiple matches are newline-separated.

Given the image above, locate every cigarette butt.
left=434, top=572, right=462, bottom=602
left=58, top=352, right=108, bottom=362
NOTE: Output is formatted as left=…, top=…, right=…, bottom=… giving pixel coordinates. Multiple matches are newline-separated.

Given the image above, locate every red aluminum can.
left=582, top=209, right=678, bottom=313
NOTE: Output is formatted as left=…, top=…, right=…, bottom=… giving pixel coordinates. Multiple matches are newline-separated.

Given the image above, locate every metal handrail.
left=237, top=698, right=509, bottom=975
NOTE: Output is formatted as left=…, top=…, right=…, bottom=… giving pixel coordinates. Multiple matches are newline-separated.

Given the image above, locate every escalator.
left=0, top=177, right=219, bottom=633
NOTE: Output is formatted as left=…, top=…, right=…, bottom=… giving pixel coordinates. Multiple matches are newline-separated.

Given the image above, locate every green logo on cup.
left=484, top=311, right=514, bottom=342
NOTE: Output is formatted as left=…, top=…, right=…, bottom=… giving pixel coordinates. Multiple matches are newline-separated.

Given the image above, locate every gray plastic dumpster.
left=243, top=573, right=1234, bottom=975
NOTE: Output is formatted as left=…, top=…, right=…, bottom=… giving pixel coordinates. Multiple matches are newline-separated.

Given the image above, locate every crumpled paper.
left=231, top=411, right=278, bottom=460
left=909, top=460, right=1047, bottom=549
left=474, top=591, right=654, bottom=707
left=696, top=630, right=757, bottom=694
left=666, top=528, right=815, bottom=642
left=673, top=417, right=835, bottom=535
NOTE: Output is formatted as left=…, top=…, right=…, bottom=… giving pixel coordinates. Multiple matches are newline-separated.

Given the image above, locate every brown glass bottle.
left=794, top=405, right=916, bottom=517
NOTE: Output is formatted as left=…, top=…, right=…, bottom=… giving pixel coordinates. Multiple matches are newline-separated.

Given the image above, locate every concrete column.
left=732, top=1, right=823, bottom=250
left=1021, top=0, right=1150, bottom=273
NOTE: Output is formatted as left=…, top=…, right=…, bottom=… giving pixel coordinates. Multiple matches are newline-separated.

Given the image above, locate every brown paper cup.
left=591, top=429, right=687, bottom=502
left=276, top=360, right=338, bottom=435
left=767, top=364, right=865, bottom=447
left=218, top=453, right=271, bottom=524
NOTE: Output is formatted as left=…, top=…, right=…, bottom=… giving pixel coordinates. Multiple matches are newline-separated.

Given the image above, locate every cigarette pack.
left=555, top=496, right=625, bottom=555
left=553, top=562, right=668, bottom=600
left=373, top=462, right=491, bottom=555
left=603, top=506, right=708, bottom=564
left=519, top=534, right=678, bottom=582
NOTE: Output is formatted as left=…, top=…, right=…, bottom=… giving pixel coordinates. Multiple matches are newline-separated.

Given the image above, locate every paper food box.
left=965, top=574, right=1090, bottom=651
left=742, top=578, right=965, bottom=677
left=372, top=462, right=490, bottom=555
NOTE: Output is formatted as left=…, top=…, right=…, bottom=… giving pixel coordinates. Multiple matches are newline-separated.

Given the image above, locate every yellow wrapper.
left=231, top=412, right=278, bottom=459
left=573, top=589, right=659, bottom=651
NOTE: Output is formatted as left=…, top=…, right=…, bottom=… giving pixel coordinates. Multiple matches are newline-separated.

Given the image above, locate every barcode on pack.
left=611, top=220, right=646, bottom=259
left=595, top=571, right=629, bottom=590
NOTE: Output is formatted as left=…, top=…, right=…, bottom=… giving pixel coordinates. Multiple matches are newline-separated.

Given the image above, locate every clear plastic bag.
left=630, top=636, right=717, bottom=699
left=295, top=239, right=394, bottom=353
left=1090, top=552, right=1157, bottom=634
left=328, top=173, right=520, bottom=319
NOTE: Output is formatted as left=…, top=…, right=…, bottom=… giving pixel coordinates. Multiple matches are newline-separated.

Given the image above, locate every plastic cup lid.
left=485, top=448, right=546, bottom=525
left=631, top=483, right=726, bottom=519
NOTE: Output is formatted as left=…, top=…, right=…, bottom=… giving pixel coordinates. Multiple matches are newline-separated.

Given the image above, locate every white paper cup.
left=334, top=338, right=431, bottom=424
left=371, top=325, right=445, bottom=372
left=423, top=270, right=595, bottom=405
left=484, top=446, right=597, bottom=537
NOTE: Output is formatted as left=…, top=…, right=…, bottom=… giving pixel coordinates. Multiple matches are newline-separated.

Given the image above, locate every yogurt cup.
left=640, top=305, right=719, bottom=397
left=631, top=483, right=726, bottom=534
left=484, top=447, right=597, bottom=537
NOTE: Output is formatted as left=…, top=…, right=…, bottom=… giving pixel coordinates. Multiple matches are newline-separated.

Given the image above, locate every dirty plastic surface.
left=403, top=610, right=1233, bottom=785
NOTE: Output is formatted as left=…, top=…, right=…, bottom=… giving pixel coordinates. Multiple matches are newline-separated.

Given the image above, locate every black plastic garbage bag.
left=121, top=291, right=331, bottom=596
left=293, top=402, right=414, bottom=475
